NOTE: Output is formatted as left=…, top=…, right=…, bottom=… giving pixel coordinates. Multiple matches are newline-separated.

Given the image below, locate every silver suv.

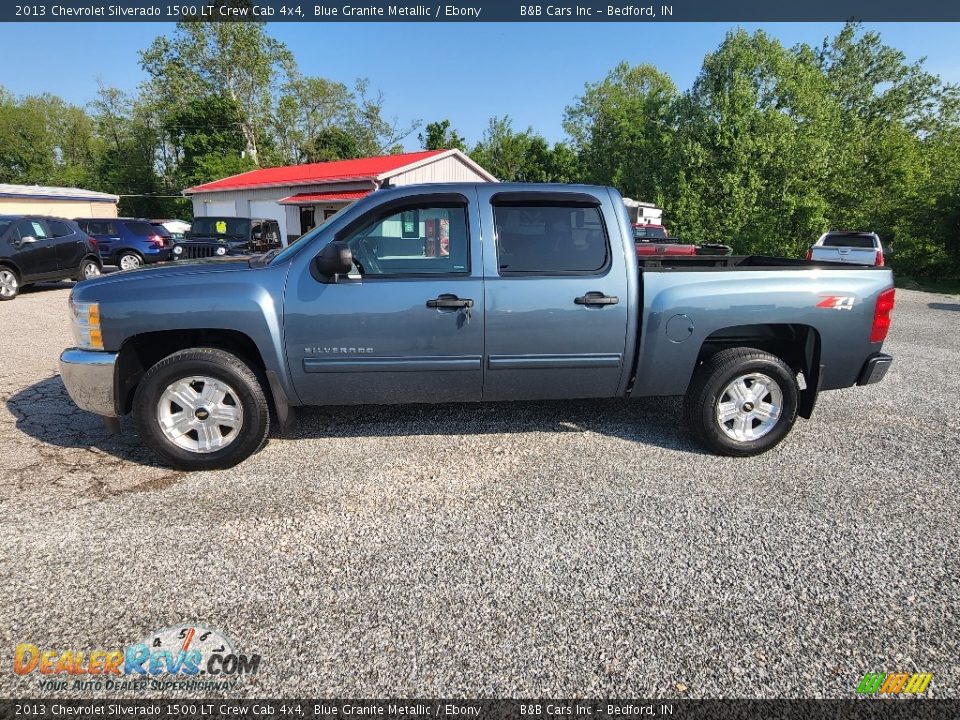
left=807, top=231, right=886, bottom=266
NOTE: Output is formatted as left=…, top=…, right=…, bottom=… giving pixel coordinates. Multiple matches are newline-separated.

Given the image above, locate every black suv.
left=0, top=216, right=102, bottom=300
left=173, top=216, right=283, bottom=260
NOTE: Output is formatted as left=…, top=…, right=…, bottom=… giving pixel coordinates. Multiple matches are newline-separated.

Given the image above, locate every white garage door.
left=249, top=200, right=288, bottom=245
left=201, top=200, right=236, bottom=217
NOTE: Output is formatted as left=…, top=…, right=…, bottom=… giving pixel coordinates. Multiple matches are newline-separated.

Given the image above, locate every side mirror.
left=313, top=240, right=353, bottom=281
left=20, top=235, right=38, bottom=244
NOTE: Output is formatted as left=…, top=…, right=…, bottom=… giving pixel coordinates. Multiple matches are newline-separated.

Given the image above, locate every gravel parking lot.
left=1, top=281, right=958, bottom=699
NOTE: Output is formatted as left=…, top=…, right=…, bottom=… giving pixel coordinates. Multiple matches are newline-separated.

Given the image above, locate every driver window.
left=342, top=204, right=469, bottom=276
left=16, top=220, right=49, bottom=240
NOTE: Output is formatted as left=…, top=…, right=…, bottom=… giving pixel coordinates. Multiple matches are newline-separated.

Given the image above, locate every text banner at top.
left=5, top=0, right=960, bottom=22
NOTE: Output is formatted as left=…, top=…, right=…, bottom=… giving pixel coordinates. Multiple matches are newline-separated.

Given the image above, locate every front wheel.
left=0, top=267, right=20, bottom=300
left=133, top=348, right=270, bottom=470
left=684, top=347, right=799, bottom=456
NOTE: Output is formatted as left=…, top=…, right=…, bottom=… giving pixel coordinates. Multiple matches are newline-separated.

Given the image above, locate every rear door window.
left=48, top=220, right=74, bottom=237
left=493, top=204, right=609, bottom=274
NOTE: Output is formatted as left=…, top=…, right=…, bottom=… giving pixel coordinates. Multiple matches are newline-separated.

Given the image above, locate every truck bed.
left=638, top=255, right=888, bottom=270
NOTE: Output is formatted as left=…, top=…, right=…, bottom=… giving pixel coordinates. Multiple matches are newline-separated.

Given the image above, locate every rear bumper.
left=857, top=353, right=893, bottom=386
left=59, top=348, right=119, bottom=417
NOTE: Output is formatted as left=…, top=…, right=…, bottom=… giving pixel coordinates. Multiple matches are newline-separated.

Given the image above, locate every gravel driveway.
left=1, top=283, right=958, bottom=698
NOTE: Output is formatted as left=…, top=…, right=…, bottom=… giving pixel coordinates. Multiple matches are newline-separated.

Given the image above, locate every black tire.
left=133, top=347, right=270, bottom=470
left=117, top=251, right=143, bottom=271
left=76, top=258, right=101, bottom=282
left=0, top=266, right=20, bottom=300
left=683, top=347, right=799, bottom=456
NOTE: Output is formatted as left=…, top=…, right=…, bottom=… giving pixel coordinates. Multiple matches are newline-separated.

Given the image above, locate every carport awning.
left=278, top=189, right=372, bottom=205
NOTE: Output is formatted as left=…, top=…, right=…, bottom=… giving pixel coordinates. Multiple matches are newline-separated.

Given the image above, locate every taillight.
left=149, top=234, right=165, bottom=248
left=870, top=288, right=895, bottom=343
left=805, top=248, right=813, bottom=261
left=88, top=236, right=98, bottom=249
left=875, top=249, right=884, bottom=266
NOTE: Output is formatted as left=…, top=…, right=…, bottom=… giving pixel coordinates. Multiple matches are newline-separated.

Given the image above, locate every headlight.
left=69, top=299, right=103, bottom=350
left=173, top=245, right=183, bottom=255
left=216, top=246, right=227, bottom=256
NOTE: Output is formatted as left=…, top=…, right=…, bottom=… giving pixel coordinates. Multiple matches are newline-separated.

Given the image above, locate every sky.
left=1, top=22, right=959, bottom=149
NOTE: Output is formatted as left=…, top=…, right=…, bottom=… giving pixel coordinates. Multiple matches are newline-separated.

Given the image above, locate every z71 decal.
left=816, top=295, right=855, bottom=310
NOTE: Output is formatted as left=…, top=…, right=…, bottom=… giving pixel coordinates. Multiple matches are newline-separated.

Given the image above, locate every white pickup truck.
left=807, top=231, right=886, bottom=266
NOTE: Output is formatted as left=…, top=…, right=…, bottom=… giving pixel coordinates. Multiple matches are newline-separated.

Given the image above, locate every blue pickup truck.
left=59, top=184, right=895, bottom=470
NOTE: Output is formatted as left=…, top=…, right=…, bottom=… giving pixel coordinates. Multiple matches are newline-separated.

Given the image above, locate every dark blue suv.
left=75, top=217, right=172, bottom=271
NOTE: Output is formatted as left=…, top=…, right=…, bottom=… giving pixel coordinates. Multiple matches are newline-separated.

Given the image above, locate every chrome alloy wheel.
left=715, top=372, right=783, bottom=442
left=156, top=376, right=244, bottom=454
left=83, top=262, right=101, bottom=279
left=119, top=253, right=142, bottom=271
left=0, top=269, right=17, bottom=298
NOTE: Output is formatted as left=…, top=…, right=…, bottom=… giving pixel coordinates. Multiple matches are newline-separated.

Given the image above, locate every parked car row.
left=75, top=217, right=174, bottom=270
left=0, top=215, right=102, bottom=300
left=632, top=224, right=733, bottom=258
left=630, top=222, right=890, bottom=268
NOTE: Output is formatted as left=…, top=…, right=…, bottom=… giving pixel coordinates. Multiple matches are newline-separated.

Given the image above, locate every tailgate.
left=811, top=246, right=876, bottom=264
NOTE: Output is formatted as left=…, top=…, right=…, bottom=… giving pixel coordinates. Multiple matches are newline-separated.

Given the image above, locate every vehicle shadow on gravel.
left=292, top=396, right=707, bottom=455
left=10, top=375, right=707, bottom=464
left=6, top=375, right=172, bottom=469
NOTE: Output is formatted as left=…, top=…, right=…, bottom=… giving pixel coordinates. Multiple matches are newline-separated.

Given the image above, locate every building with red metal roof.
left=183, top=149, right=496, bottom=243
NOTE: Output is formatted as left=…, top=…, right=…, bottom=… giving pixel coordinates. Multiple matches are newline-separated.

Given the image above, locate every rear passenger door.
left=49, top=220, right=85, bottom=272
left=479, top=189, right=630, bottom=401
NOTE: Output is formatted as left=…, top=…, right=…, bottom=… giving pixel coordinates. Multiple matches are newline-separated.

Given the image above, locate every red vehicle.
left=633, top=224, right=697, bottom=256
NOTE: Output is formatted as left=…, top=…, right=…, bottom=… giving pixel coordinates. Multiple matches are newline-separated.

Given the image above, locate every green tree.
left=565, top=62, right=676, bottom=203
left=164, top=93, right=255, bottom=187
left=140, top=21, right=295, bottom=165
left=307, top=126, right=363, bottom=162
left=419, top=119, right=467, bottom=151
left=471, top=116, right=578, bottom=182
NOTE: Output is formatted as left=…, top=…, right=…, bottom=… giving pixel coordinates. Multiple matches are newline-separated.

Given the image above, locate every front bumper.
left=59, top=348, right=119, bottom=417
left=857, top=353, right=893, bottom=386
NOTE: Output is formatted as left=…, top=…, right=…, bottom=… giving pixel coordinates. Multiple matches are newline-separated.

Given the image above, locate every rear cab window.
left=821, top=234, right=877, bottom=249
left=493, top=201, right=609, bottom=274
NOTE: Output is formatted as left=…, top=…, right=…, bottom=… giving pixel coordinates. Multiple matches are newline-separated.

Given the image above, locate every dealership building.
left=183, top=149, right=497, bottom=244
left=0, top=183, right=119, bottom=218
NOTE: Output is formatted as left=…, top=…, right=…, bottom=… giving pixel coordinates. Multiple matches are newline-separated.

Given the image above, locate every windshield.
left=268, top=217, right=336, bottom=264
left=190, top=217, right=251, bottom=238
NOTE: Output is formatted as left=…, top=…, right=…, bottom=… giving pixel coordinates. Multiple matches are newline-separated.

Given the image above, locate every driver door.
left=284, top=192, right=484, bottom=406
left=11, top=219, right=59, bottom=279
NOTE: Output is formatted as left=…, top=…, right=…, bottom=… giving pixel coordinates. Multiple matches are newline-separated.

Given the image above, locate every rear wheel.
left=77, top=258, right=101, bottom=281
left=0, top=267, right=19, bottom=300
left=684, top=347, right=799, bottom=456
left=117, top=251, right=143, bottom=271
left=133, top=348, right=270, bottom=470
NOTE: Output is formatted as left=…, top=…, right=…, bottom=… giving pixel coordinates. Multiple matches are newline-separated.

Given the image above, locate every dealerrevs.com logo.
left=14, top=625, right=261, bottom=692
left=856, top=672, right=933, bottom=696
